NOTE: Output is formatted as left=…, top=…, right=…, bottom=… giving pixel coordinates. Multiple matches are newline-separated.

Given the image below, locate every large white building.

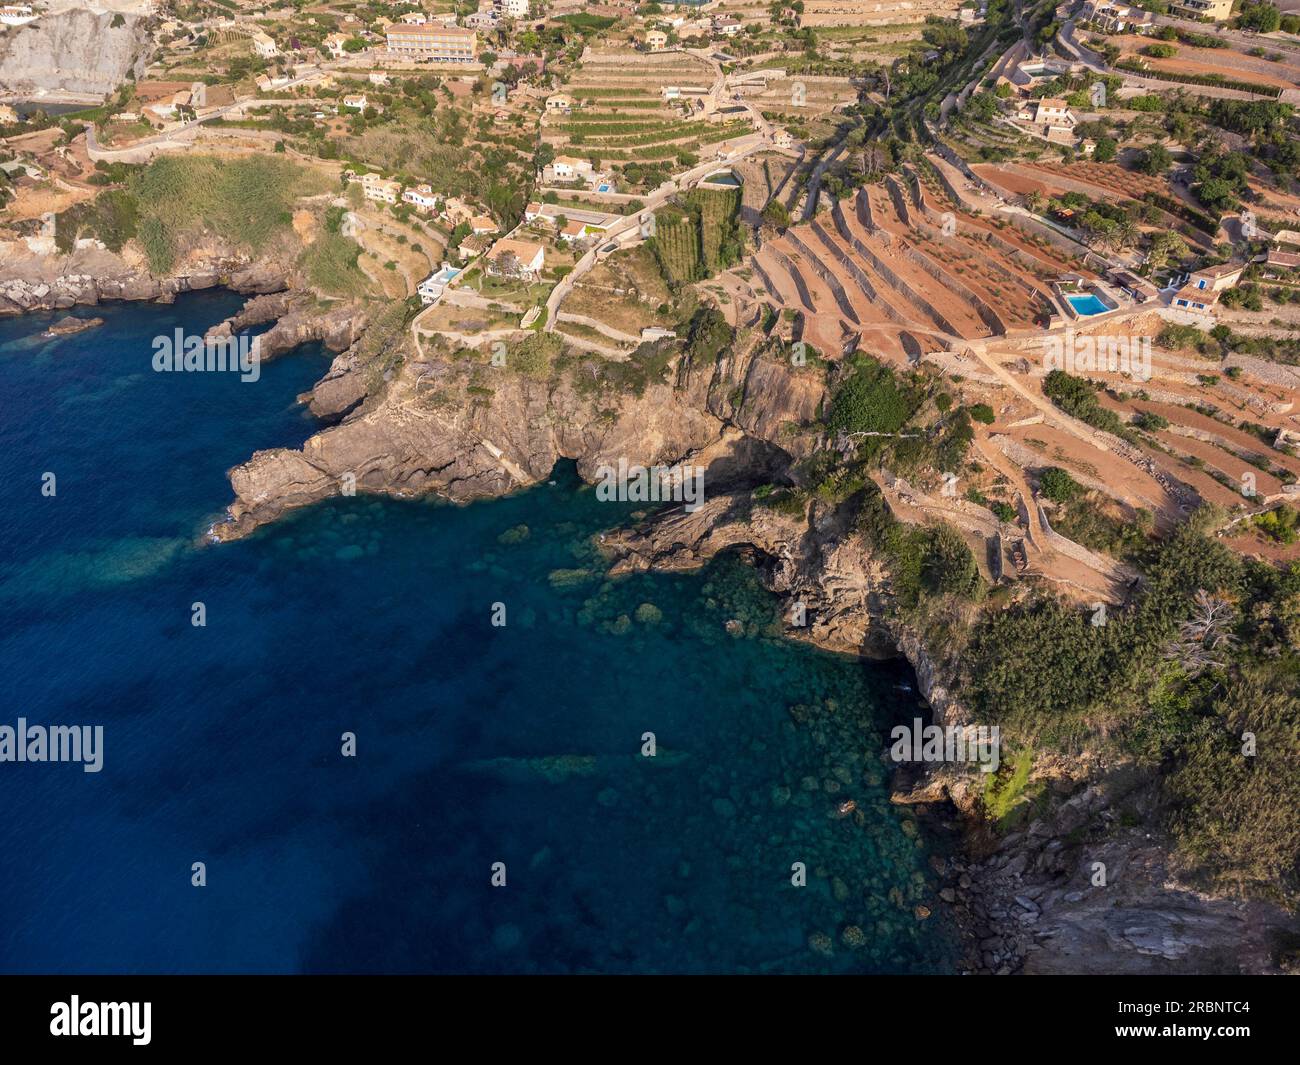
left=385, top=23, right=478, bottom=61
left=403, top=185, right=438, bottom=211
left=251, top=31, right=279, bottom=59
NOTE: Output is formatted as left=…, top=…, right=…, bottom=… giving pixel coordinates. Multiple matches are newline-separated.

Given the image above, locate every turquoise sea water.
left=0, top=293, right=955, bottom=973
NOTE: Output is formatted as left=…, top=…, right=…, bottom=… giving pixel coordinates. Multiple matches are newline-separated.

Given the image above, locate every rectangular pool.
left=1068, top=293, right=1109, bottom=316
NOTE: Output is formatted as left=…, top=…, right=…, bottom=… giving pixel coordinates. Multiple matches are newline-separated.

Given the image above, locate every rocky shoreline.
left=0, top=249, right=289, bottom=318
left=606, top=498, right=1297, bottom=974
left=3, top=255, right=1294, bottom=973
left=203, top=292, right=1297, bottom=974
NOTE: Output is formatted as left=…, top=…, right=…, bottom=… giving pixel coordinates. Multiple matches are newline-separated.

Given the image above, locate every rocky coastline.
left=2, top=241, right=369, bottom=368
left=0, top=245, right=289, bottom=318
left=3, top=257, right=1293, bottom=973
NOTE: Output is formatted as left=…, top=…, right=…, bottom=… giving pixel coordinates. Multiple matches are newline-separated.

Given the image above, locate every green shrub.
left=1039, top=466, right=1083, bottom=503
left=825, top=356, right=920, bottom=444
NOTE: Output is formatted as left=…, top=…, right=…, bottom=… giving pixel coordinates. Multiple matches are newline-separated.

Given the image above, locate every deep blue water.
left=0, top=293, right=954, bottom=974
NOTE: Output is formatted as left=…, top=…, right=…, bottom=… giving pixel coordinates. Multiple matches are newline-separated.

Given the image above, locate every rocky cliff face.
left=0, top=9, right=150, bottom=99
left=215, top=329, right=808, bottom=542
left=602, top=473, right=1298, bottom=974
left=0, top=240, right=290, bottom=316
left=213, top=317, right=1298, bottom=973
left=216, top=352, right=738, bottom=541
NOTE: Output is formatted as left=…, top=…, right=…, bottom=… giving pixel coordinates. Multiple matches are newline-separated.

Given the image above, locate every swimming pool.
left=702, top=170, right=741, bottom=187
left=1067, top=293, right=1109, bottom=316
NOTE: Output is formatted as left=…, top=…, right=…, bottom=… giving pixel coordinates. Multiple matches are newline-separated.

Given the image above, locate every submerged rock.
left=44, top=315, right=103, bottom=337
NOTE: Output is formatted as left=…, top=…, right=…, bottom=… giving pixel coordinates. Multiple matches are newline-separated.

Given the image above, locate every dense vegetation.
left=648, top=187, right=743, bottom=284
left=961, top=512, right=1300, bottom=901
left=52, top=155, right=329, bottom=273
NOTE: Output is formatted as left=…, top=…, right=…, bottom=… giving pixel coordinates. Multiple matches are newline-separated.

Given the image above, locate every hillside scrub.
left=954, top=510, right=1300, bottom=900
left=128, top=155, right=331, bottom=273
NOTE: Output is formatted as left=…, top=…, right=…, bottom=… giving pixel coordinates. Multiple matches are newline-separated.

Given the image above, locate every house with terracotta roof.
left=1171, top=285, right=1218, bottom=313
left=456, top=232, right=494, bottom=262
left=1032, top=98, right=1075, bottom=134
left=486, top=238, right=545, bottom=279
left=1186, top=262, right=1246, bottom=293
left=361, top=172, right=401, bottom=204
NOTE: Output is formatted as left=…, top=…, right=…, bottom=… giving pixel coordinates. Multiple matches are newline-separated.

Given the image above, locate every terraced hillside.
left=746, top=155, right=1085, bottom=360
left=548, top=50, right=753, bottom=176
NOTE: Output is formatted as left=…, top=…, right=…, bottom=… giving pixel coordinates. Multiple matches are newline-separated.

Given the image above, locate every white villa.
left=418, top=262, right=461, bottom=304
left=486, top=238, right=545, bottom=280
left=402, top=184, right=438, bottom=211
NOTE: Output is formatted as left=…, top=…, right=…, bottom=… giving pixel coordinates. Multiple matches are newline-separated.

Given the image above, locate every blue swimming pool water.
left=0, top=292, right=956, bottom=974
left=1067, top=293, right=1108, bottom=316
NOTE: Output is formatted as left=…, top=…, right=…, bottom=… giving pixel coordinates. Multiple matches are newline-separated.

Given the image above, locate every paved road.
left=542, top=134, right=769, bottom=328
left=84, top=70, right=324, bottom=161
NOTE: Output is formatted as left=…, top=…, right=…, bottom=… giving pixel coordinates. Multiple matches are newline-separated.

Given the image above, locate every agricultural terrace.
left=1091, top=29, right=1300, bottom=97
left=735, top=73, right=862, bottom=146
left=559, top=243, right=679, bottom=345
left=550, top=50, right=753, bottom=190
left=649, top=185, right=746, bottom=285
left=745, top=154, right=1086, bottom=361
left=969, top=159, right=1220, bottom=256
left=969, top=314, right=1300, bottom=542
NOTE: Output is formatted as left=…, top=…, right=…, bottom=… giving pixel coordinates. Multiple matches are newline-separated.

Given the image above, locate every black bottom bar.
left=0, top=973, right=1286, bottom=1052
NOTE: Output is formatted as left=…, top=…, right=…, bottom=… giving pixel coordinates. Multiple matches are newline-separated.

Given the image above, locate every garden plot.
left=562, top=244, right=678, bottom=338
left=1102, top=33, right=1300, bottom=94
left=736, top=75, right=859, bottom=137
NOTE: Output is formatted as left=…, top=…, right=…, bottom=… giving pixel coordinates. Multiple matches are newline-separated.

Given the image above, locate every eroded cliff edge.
left=0, top=6, right=151, bottom=100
